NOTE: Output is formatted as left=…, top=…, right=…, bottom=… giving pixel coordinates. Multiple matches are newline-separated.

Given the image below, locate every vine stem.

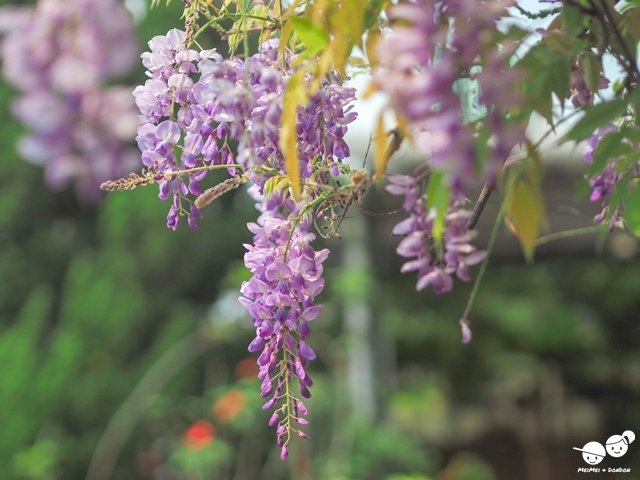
left=535, top=225, right=606, bottom=245
left=596, top=0, right=640, bottom=85
left=164, top=163, right=244, bottom=179
left=461, top=222, right=606, bottom=326
left=466, top=183, right=493, bottom=230
left=461, top=201, right=505, bottom=322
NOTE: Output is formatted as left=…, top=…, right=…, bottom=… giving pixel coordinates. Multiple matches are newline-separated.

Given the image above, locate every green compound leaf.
left=426, top=171, right=451, bottom=253
left=563, top=98, right=629, bottom=142
left=517, top=43, right=571, bottom=124
left=290, top=17, right=329, bottom=55
left=624, top=185, right=640, bottom=237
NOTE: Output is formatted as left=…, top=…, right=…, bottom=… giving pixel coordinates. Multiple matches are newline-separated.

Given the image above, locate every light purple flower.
left=0, top=0, right=138, bottom=200
left=134, top=32, right=356, bottom=229
left=374, top=0, right=524, bottom=190
left=240, top=193, right=329, bottom=448
left=386, top=173, right=485, bottom=294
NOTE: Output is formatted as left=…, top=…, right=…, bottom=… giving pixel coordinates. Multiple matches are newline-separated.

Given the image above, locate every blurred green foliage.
left=0, top=3, right=251, bottom=478
left=0, top=2, right=639, bottom=480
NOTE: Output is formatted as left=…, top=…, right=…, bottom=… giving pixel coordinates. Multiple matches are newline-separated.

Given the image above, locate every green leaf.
left=608, top=169, right=633, bottom=225
left=290, top=17, right=329, bottom=55
left=562, top=3, right=588, bottom=36
left=263, top=176, right=279, bottom=196
left=582, top=51, right=602, bottom=92
left=517, top=43, right=571, bottom=123
left=624, top=186, right=640, bottom=236
left=589, top=131, right=631, bottom=176
left=628, top=87, right=640, bottom=117
left=620, top=7, right=640, bottom=43
left=562, top=98, right=628, bottom=142
left=620, top=126, right=640, bottom=143
left=426, top=172, right=451, bottom=251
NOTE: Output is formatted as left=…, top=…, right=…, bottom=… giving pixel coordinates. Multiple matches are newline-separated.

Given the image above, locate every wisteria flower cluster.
left=132, top=29, right=356, bottom=230
left=371, top=0, right=521, bottom=303
left=374, top=0, right=524, bottom=190
left=386, top=175, right=486, bottom=294
left=129, top=25, right=357, bottom=448
left=583, top=124, right=640, bottom=227
left=0, top=0, right=139, bottom=200
left=241, top=191, right=327, bottom=459
left=58, top=0, right=640, bottom=460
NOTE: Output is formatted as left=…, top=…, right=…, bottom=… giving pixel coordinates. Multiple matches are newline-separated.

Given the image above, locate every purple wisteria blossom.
left=133, top=28, right=357, bottom=447
left=0, top=0, right=139, bottom=200
left=133, top=31, right=356, bottom=229
left=373, top=0, right=516, bottom=328
left=386, top=174, right=485, bottom=294
left=567, top=61, right=610, bottom=108
left=240, top=191, right=327, bottom=458
left=583, top=124, right=625, bottom=226
left=374, top=0, right=524, bottom=190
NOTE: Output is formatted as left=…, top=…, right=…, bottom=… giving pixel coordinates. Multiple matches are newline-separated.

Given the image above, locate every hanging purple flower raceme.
left=565, top=59, right=610, bottom=108
left=239, top=190, right=328, bottom=458
left=373, top=0, right=519, bottom=310
left=0, top=0, right=139, bottom=200
left=133, top=28, right=357, bottom=447
left=374, top=0, right=524, bottom=189
left=386, top=174, right=485, bottom=294
left=582, top=124, right=628, bottom=226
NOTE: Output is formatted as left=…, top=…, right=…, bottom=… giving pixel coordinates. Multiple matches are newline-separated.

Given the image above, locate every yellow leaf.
left=284, top=0, right=304, bottom=16
left=505, top=171, right=546, bottom=262
left=280, top=71, right=308, bottom=200
left=374, top=114, right=389, bottom=179
left=330, top=4, right=350, bottom=73
left=395, top=113, right=411, bottom=141
left=344, top=0, right=366, bottom=47
left=362, top=80, right=378, bottom=99
left=279, top=19, right=295, bottom=62
left=365, top=25, right=381, bottom=68
left=311, top=0, right=332, bottom=25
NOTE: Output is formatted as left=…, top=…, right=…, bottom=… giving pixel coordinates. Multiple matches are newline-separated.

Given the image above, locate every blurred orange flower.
left=213, top=389, right=247, bottom=423
left=234, top=358, right=259, bottom=379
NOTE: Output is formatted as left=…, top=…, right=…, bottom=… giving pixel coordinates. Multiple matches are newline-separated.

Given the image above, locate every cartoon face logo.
left=573, top=442, right=606, bottom=465
left=606, top=430, right=635, bottom=458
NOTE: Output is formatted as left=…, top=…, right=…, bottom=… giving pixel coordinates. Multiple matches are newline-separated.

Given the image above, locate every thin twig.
left=592, top=0, right=640, bottom=87
left=535, top=225, right=606, bottom=245
left=466, top=183, right=493, bottom=230
left=461, top=201, right=506, bottom=322
left=514, top=4, right=561, bottom=19
left=601, top=0, right=640, bottom=76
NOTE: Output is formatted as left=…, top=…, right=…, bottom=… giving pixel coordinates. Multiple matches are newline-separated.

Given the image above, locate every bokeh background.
left=1, top=1, right=640, bottom=479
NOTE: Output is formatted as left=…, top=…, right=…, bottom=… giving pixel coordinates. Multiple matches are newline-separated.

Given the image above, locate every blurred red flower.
left=182, top=420, right=216, bottom=450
